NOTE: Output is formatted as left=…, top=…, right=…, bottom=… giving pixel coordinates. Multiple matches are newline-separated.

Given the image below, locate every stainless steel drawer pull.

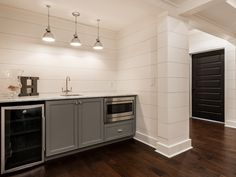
left=22, top=110, right=27, bottom=114
left=117, top=129, right=123, bottom=133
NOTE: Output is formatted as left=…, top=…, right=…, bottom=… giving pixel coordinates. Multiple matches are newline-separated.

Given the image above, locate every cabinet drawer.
left=105, top=120, right=134, bottom=141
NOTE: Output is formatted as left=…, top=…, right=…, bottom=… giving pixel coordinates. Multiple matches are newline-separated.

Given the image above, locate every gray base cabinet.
left=45, top=97, right=135, bottom=158
left=78, top=98, right=104, bottom=148
left=46, top=98, right=104, bottom=157
left=46, top=100, right=78, bottom=157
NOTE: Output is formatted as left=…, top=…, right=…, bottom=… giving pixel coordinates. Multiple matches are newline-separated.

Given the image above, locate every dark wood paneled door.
left=192, top=49, right=224, bottom=122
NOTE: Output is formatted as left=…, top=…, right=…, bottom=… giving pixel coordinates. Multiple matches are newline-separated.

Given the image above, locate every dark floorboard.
left=4, top=119, right=236, bottom=177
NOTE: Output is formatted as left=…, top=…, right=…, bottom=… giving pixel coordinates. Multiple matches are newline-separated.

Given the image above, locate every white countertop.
left=0, top=92, right=137, bottom=103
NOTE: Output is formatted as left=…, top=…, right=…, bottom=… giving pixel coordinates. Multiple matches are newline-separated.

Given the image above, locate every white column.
left=156, top=14, right=192, bottom=158
left=225, top=41, right=236, bottom=128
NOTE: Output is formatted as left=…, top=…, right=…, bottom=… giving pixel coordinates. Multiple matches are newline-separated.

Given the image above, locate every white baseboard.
left=155, top=139, right=192, bottom=158
left=134, top=132, right=193, bottom=158
left=134, top=131, right=157, bottom=148
left=225, top=120, right=236, bottom=129
left=191, top=117, right=224, bottom=124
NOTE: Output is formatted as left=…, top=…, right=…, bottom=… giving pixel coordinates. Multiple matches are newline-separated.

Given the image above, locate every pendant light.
left=42, top=5, right=55, bottom=42
left=93, top=19, right=103, bottom=50
left=70, top=12, right=82, bottom=47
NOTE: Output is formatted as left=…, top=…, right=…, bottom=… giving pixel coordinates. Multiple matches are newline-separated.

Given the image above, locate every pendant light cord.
left=46, top=5, right=51, bottom=31
left=75, top=15, right=78, bottom=36
left=97, top=19, right=100, bottom=40
left=72, top=12, right=80, bottom=37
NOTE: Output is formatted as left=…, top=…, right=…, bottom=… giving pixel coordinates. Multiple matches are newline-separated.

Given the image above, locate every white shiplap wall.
left=0, top=5, right=117, bottom=96
left=117, top=17, right=158, bottom=146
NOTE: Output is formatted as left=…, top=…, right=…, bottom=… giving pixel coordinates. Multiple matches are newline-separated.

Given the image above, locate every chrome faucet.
left=62, top=76, right=72, bottom=94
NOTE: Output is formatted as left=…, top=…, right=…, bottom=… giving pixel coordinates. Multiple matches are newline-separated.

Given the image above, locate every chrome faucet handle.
left=61, top=76, right=73, bottom=94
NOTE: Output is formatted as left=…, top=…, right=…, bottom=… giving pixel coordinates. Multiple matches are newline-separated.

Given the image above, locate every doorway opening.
left=191, top=49, right=225, bottom=123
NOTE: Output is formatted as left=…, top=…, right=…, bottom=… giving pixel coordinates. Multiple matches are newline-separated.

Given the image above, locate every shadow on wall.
left=136, top=96, right=146, bottom=134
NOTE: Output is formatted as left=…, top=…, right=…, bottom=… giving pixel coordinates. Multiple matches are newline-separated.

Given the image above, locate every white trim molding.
left=134, top=131, right=158, bottom=148
left=225, top=120, right=236, bottom=129
left=155, top=139, right=192, bottom=158
left=188, top=15, right=236, bottom=44
left=191, top=117, right=224, bottom=124
left=178, top=0, right=224, bottom=16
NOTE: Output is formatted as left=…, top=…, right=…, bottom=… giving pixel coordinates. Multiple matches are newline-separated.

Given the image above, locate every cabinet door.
left=78, top=98, right=104, bottom=148
left=46, top=100, right=77, bottom=156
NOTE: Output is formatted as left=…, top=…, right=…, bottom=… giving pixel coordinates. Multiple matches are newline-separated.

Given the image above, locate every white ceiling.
left=1, top=0, right=236, bottom=38
left=0, top=0, right=163, bottom=31
left=196, top=1, right=236, bottom=35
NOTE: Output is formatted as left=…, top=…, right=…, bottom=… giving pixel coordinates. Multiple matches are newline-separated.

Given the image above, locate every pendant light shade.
left=70, top=12, right=82, bottom=47
left=70, top=35, right=81, bottom=46
left=93, top=19, right=103, bottom=50
left=93, top=39, right=103, bottom=50
left=42, top=5, right=55, bottom=42
left=42, top=29, right=55, bottom=42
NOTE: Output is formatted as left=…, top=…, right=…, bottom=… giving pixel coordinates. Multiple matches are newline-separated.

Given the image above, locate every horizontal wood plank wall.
left=117, top=17, right=158, bottom=147
left=0, top=5, right=118, bottom=96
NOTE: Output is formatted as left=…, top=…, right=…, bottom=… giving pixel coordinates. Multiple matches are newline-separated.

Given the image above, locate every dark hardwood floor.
left=4, top=119, right=236, bottom=177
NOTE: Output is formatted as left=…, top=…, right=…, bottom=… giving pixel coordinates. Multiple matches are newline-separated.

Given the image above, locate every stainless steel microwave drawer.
left=104, top=120, right=134, bottom=141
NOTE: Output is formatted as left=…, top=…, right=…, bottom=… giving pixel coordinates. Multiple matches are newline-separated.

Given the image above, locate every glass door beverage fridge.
left=1, top=104, right=45, bottom=174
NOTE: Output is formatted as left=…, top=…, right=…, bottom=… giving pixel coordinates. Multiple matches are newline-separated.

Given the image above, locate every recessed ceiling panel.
left=196, top=2, right=236, bottom=34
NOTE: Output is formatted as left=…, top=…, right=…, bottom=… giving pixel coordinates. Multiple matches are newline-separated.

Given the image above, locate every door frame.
left=189, top=48, right=225, bottom=124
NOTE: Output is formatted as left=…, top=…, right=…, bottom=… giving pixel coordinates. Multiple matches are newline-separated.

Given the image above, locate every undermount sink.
left=60, top=93, right=82, bottom=97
